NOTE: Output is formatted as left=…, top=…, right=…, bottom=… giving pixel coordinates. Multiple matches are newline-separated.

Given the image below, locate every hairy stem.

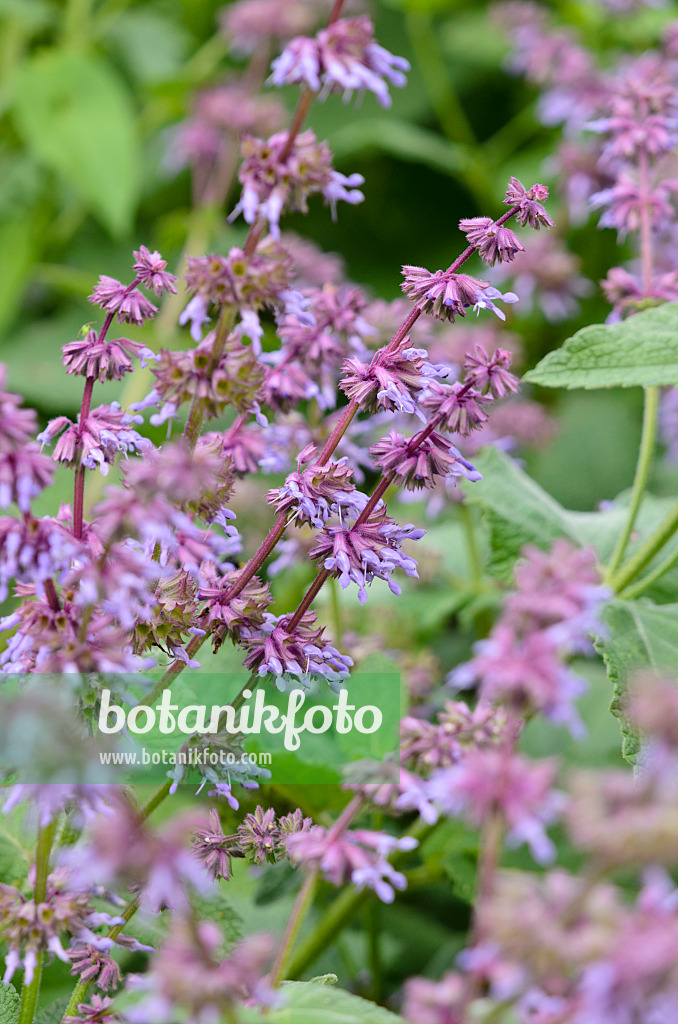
left=618, top=542, right=678, bottom=599
left=270, top=870, right=319, bottom=985
left=605, top=385, right=659, bottom=582
left=18, top=820, right=56, bottom=1024
left=610, top=497, right=678, bottom=593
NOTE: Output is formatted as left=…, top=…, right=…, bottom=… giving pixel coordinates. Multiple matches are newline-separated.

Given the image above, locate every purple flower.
left=504, top=178, right=555, bottom=229
left=125, top=920, right=274, bottom=1023
left=310, top=505, right=424, bottom=603
left=242, top=609, right=353, bottom=685
left=198, top=564, right=271, bottom=639
left=270, top=16, right=410, bottom=108
left=232, top=129, right=364, bottom=238
left=68, top=946, right=123, bottom=992
left=62, top=331, right=155, bottom=382
left=132, top=245, right=178, bottom=296
left=88, top=276, right=158, bottom=325
left=192, top=808, right=243, bottom=880
left=402, top=267, right=518, bottom=323
left=0, top=443, right=54, bottom=513
left=369, top=429, right=467, bottom=490
left=427, top=749, right=562, bottom=863
left=460, top=216, right=526, bottom=265
left=286, top=823, right=418, bottom=903
left=38, top=404, right=152, bottom=476
left=267, top=446, right=365, bottom=527
left=63, top=995, right=117, bottom=1024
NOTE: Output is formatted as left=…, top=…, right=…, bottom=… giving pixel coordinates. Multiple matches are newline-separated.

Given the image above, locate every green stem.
left=605, top=386, right=659, bottom=582
left=617, top=542, right=678, bottom=600
left=18, top=820, right=56, bottom=1024
left=609, top=496, right=678, bottom=594
left=141, top=781, right=172, bottom=819
left=286, top=819, right=438, bottom=977
left=140, top=634, right=207, bottom=706
left=61, top=810, right=166, bottom=1023
left=270, top=871, right=319, bottom=985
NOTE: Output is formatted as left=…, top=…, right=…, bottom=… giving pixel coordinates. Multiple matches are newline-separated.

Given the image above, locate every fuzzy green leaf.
left=240, top=981, right=403, bottom=1023
left=524, top=305, right=678, bottom=390
left=0, top=983, right=20, bottom=1024
left=594, top=599, right=678, bottom=764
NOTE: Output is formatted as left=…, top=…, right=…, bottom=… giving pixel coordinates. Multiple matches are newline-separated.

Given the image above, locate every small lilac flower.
left=192, top=808, right=243, bottom=880
left=460, top=216, right=526, bottom=264
left=427, top=749, right=562, bottom=863
left=232, top=129, right=364, bottom=238
left=242, top=609, right=353, bottom=685
left=126, top=922, right=274, bottom=1023
left=310, top=506, right=424, bottom=603
left=504, top=178, right=555, bottom=229
left=63, top=994, right=117, bottom=1024
left=132, top=245, right=178, bottom=296
left=237, top=806, right=279, bottom=865
left=178, top=294, right=211, bottom=342
left=62, top=331, right=155, bottom=382
left=369, top=429, right=466, bottom=490
left=68, top=946, right=123, bottom=992
left=267, top=447, right=365, bottom=527
left=0, top=443, right=54, bottom=512
left=38, top=404, right=152, bottom=476
left=270, top=16, right=410, bottom=108
left=88, top=277, right=158, bottom=325
left=402, top=266, right=518, bottom=323
left=286, top=824, right=418, bottom=903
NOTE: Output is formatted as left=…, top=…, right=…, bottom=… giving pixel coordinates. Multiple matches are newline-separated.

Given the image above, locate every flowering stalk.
left=17, top=819, right=56, bottom=1024
left=269, top=870, right=318, bottom=986
left=206, top=202, right=526, bottom=623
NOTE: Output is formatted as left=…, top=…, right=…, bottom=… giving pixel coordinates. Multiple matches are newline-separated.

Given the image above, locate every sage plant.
left=3, top=1, right=678, bottom=1023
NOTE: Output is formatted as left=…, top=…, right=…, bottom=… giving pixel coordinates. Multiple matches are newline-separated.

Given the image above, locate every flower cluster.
left=270, top=15, right=410, bottom=107
left=450, top=539, right=610, bottom=733
left=232, top=129, right=364, bottom=236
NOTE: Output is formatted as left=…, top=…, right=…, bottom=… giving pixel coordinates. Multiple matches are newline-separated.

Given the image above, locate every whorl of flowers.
left=270, top=15, right=410, bottom=108
left=232, top=128, right=364, bottom=237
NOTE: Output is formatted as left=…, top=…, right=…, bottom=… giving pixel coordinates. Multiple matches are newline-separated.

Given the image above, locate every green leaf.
left=0, top=983, right=20, bottom=1024
left=239, top=981, right=403, bottom=1023
left=464, top=447, right=582, bottom=580
left=33, top=999, right=69, bottom=1024
left=104, top=10, right=190, bottom=85
left=190, top=890, right=244, bottom=948
left=595, top=598, right=678, bottom=764
left=524, top=304, right=678, bottom=390
left=465, top=447, right=678, bottom=584
left=0, top=810, right=31, bottom=886
left=11, top=50, right=139, bottom=236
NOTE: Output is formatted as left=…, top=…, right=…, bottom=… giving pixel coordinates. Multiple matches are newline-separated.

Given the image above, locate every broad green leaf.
left=594, top=599, right=678, bottom=764
left=239, top=980, right=403, bottom=1023
left=463, top=447, right=582, bottom=580
left=11, top=51, right=139, bottom=235
left=0, top=983, right=19, bottom=1024
left=524, top=304, right=678, bottom=390
left=466, top=447, right=678, bottom=584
